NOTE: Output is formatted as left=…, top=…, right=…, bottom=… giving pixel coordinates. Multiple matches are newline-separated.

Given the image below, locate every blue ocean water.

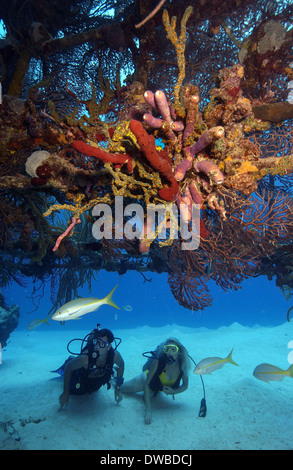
left=2, top=269, right=293, bottom=451
left=4, top=270, right=290, bottom=333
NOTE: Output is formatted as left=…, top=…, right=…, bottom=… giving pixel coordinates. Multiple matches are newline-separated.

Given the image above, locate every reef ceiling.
left=0, top=0, right=293, bottom=313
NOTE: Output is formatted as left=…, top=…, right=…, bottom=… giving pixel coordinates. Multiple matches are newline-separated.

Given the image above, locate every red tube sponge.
left=130, top=120, right=178, bottom=201
left=72, top=140, right=133, bottom=173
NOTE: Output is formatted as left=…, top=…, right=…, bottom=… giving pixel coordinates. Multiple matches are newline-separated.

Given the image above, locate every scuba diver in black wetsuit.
left=55, top=326, right=124, bottom=409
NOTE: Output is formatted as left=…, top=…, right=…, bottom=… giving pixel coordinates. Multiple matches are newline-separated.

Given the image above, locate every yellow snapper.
left=27, top=315, right=51, bottom=330
left=253, top=363, right=293, bottom=383
left=51, top=285, right=120, bottom=322
left=193, top=348, right=239, bottom=375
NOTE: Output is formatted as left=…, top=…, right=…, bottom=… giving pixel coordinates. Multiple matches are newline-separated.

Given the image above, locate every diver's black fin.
left=51, top=356, right=74, bottom=375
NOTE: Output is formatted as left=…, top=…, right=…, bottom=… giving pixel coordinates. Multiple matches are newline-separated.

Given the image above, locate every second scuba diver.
left=121, top=337, right=190, bottom=424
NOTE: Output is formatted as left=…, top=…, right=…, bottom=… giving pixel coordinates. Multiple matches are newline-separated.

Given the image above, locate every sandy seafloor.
left=1, top=321, right=293, bottom=450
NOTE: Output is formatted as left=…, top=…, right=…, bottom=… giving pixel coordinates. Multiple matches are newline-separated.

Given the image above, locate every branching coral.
left=162, top=6, right=193, bottom=117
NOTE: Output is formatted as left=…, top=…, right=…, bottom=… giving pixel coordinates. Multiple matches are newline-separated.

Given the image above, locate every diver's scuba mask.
left=163, top=344, right=179, bottom=355
left=92, top=338, right=109, bottom=349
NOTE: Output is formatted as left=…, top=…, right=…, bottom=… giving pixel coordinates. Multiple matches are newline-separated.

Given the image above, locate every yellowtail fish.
left=51, top=285, right=120, bottom=322
left=193, top=348, right=239, bottom=375
left=26, top=315, right=51, bottom=330
left=253, top=363, right=293, bottom=383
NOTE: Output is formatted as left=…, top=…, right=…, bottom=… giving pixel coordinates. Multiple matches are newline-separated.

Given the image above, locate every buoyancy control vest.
left=70, top=347, right=115, bottom=395
left=145, top=354, right=183, bottom=395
